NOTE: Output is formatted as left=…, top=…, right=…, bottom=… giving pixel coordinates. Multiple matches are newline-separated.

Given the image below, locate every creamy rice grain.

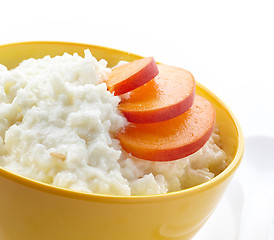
left=0, top=51, right=228, bottom=195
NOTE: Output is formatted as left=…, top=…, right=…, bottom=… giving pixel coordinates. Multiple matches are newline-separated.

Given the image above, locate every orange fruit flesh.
left=119, top=64, right=196, bottom=123
left=105, top=57, right=159, bottom=95
left=118, top=95, right=216, bottom=161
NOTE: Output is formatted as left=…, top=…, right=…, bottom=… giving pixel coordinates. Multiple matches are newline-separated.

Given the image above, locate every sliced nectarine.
left=105, top=57, right=159, bottom=95
left=118, top=64, right=195, bottom=123
left=118, top=95, right=216, bottom=161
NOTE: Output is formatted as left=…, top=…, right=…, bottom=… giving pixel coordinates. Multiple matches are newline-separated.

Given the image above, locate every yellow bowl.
left=0, top=41, right=244, bottom=240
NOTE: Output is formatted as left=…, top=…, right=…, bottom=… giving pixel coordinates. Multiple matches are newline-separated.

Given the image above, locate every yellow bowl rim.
left=0, top=41, right=244, bottom=203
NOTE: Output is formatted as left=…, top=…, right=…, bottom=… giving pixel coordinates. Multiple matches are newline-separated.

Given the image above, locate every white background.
left=1, top=0, right=274, bottom=239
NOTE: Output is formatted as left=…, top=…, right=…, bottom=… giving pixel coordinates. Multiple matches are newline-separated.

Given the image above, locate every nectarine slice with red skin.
left=105, top=57, right=159, bottom=95
left=118, top=95, right=216, bottom=161
left=118, top=64, right=196, bottom=123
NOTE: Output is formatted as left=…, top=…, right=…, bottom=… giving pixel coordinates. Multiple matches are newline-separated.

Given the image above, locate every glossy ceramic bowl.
left=0, top=42, right=244, bottom=240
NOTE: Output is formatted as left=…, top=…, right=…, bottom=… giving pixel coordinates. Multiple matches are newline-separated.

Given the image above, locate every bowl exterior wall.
left=0, top=172, right=234, bottom=240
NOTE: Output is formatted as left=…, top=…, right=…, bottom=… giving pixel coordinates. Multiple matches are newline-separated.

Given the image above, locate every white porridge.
left=0, top=50, right=228, bottom=195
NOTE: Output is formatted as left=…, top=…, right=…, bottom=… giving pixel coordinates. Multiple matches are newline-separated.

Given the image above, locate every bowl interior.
left=0, top=41, right=142, bottom=70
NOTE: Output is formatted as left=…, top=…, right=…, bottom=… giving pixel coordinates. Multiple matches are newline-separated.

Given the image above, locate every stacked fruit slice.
left=105, top=57, right=216, bottom=161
